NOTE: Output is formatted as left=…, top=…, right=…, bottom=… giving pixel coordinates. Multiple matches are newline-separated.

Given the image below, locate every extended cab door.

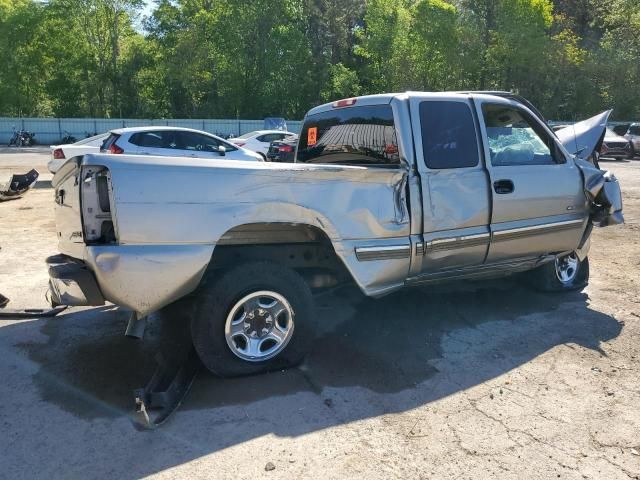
left=409, top=94, right=491, bottom=275
left=473, top=95, right=587, bottom=263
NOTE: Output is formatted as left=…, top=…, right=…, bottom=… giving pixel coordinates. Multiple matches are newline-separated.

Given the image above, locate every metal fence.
left=0, top=117, right=304, bottom=145
left=0, top=116, right=635, bottom=146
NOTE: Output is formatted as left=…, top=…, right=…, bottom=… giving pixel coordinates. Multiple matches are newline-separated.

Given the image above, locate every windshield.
left=629, top=125, right=640, bottom=135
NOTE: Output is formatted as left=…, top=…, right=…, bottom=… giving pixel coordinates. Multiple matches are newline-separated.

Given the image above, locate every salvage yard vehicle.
left=99, top=127, right=263, bottom=162
left=47, top=91, right=623, bottom=378
left=49, top=133, right=109, bottom=174
left=600, top=128, right=634, bottom=160
left=229, top=130, right=297, bottom=159
left=623, top=123, right=640, bottom=156
left=266, top=136, right=298, bottom=162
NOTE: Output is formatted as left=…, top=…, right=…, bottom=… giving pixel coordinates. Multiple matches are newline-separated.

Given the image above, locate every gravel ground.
left=0, top=148, right=639, bottom=479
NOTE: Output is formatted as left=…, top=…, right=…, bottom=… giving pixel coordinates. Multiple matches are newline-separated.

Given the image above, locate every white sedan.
left=99, top=127, right=263, bottom=162
left=48, top=133, right=109, bottom=173
left=229, top=130, right=298, bottom=158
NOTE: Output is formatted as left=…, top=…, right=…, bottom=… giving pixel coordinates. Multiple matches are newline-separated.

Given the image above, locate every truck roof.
left=306, top=90, right=546, bottom=124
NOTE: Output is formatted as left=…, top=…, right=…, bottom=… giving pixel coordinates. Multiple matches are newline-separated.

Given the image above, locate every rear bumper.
left=47, top=254, right=105, bottom=306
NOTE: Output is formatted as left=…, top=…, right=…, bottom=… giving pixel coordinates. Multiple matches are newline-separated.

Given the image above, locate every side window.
left=420, top=101, right=479, bottom=169
left=482, top=104, right=565, bottom=166
left=297, top=104, right=400, bottom=167
left=177, top=132, right=224, bottom=152
left=129, top=131, right=167, bottom=148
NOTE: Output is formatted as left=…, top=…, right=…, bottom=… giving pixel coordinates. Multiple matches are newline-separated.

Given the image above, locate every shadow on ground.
left=8, top=278, right=622, bottom=478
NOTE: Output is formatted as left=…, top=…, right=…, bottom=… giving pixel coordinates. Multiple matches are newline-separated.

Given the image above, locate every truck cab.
left=296, top=92, right=590, bottom=283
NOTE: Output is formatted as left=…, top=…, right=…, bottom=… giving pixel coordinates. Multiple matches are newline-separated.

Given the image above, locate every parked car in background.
left=99, top=127, right=263, bottom=162
left=267, top=136, right=297, bottom=162
left=612, top=124, right=630, bottom=136
left=600, top=128, right=633, bottom=160
left=228, top=130, right=297, bottom=159
left=624, top=123, right=640, bottom=156
left=48, top=133, right=109, bottom=173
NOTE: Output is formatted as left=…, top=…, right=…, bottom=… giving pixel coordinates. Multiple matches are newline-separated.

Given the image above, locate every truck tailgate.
left=52, top=158, right=85, bottom=259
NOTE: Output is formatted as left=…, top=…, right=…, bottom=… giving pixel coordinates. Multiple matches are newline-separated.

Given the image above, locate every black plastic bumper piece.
left=46, top=254, right=105, bottom=307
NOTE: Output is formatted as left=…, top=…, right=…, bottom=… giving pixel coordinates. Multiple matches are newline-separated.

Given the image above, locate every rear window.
left=235, top=132, right=256, bottom=140
left=75, top=133, right=108, bottom=146
left=420, top=101, right=479, bottom=169
left=297, top=105, right=400, bottom=167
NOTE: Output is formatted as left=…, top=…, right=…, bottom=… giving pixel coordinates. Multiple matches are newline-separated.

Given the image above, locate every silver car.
left=624, top=123, right=640, bottom=157
left=100, top=126, right=263, bottom=161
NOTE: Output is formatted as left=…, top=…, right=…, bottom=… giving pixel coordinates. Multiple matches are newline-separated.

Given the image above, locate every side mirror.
left=218, top=145, right=226, bottom=156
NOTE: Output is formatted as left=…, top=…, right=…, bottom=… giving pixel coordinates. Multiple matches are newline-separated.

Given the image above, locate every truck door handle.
left=493, top=179, right=514, bottom=194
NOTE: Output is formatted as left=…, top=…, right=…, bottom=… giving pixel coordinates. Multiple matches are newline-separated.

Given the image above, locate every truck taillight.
left=53, top=148, right=65, bottom=159
left=80, top=166, right=117, bottom=244
left=108, top=143, right=124, bottom=154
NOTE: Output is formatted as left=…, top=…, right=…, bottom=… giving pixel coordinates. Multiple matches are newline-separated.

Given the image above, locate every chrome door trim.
left=492, top=219, right=583, bottom=242
left=426, top=232, right=491, bottom=251
left=355, top=245, right=411, bottom=261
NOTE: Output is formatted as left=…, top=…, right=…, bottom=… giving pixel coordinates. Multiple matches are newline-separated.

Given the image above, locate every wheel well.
left=209, top=223, right=352, bottom=289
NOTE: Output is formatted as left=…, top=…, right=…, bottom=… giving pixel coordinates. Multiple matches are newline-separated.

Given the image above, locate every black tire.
left=191, top=261, right=315, bottom=377
left=529, top=254, right=589, bottom=292
left=258, top=152, right=267, bottom=161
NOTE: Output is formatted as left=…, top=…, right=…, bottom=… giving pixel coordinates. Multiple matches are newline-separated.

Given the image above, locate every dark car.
left=600, top=128, right=633, bottom=160
left=266, top=136, right=297, bottom=162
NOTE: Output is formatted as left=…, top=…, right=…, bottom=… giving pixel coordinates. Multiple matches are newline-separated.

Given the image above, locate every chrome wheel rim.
left=224, top=290, right=295, bottom=362
left=555, top=253, right=579, bottom=284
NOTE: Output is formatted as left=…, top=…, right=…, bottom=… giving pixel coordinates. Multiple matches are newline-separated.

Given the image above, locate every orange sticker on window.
left=307, top=127, right=318, bottom=146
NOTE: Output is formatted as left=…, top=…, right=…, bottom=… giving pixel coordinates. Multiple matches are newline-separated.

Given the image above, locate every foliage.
left=0, top=0, right=638, bottom=120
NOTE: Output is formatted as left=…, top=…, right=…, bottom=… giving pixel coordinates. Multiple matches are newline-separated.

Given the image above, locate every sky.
left=134, top=0, right=155, bottom=32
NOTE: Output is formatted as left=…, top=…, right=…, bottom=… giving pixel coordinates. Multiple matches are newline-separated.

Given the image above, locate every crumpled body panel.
left=66, top=154, right=412, bottom=315
left=556, top=111, right=612, bottom=159
left=575, top=159, right=624, bottom=226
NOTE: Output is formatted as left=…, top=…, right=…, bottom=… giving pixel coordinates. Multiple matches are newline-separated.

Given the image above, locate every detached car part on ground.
left=0, top=169, right=39, bottom=201
left=47, top=91, right=623, bottom=380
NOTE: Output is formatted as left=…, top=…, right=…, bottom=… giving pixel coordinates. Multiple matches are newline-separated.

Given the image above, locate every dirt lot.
left=1, top=148, right=639, bottom=479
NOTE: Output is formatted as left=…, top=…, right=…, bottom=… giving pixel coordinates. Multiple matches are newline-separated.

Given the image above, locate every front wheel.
left=529, top=253, right=589, bottom=292
left=191, top=261, right=315, bottom=377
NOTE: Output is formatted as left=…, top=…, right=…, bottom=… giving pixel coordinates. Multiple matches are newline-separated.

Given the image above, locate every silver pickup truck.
left=48, top=91, right=623, bottom=377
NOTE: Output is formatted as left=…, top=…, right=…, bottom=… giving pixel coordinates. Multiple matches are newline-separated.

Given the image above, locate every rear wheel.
left=191, top=261, right=315, bottom=377
left=529, top=253, right=589, bottom=292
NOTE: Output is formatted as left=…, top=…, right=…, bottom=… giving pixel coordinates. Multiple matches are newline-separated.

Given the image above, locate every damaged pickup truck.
left=48, top=91, right=623, bottom=377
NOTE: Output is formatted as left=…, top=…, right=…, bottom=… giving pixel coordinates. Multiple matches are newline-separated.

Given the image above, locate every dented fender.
left=575, top=158, right=624, bottom=227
